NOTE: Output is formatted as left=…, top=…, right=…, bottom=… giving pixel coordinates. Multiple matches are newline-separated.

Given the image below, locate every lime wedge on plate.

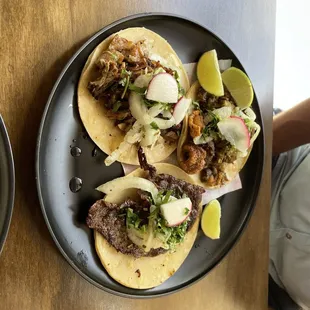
left=201, top=199, right=221, bottom=239
left=197, top=50, right=224, bottom=96
left=221, top=67, right=253, bottom=108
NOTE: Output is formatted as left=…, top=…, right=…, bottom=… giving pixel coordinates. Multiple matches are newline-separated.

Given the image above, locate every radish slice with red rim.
left=217, top=116, right=250, bottom=153
left=173, top=97, right=192, bottom=125
left=160, top=197, right=192, bottom=227
left=146, top=73, right=178, bottom=103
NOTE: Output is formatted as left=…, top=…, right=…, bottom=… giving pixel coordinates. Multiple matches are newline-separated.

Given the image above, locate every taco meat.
left=196, top=86, right=235, bottom=111
left=181, top=86, right=240, bottom=187
left=87, top=199, right=166, bottom=258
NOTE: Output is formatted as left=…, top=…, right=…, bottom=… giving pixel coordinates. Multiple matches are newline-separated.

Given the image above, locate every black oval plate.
left=36, top=13, right=264, bottom=298
left=0, top=116, right=15, bottom=255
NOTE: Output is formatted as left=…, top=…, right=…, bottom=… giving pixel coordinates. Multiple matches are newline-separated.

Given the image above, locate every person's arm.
left=273, top=98, right=310, bottom=155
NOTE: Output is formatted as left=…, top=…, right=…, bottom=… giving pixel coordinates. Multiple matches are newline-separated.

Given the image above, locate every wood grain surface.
left=0, top=1, right=275, bottom=309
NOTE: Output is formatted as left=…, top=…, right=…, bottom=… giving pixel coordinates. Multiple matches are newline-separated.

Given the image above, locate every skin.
left=273, top=98, right=310, bottom=155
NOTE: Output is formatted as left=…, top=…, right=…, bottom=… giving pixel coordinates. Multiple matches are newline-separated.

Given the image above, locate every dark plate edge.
left=35, top=12, right=265, bottom=298
left=0, top=115, right=15, bottom=255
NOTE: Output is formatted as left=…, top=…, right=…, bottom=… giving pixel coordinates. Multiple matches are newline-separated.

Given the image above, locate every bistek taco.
left=86, top=148, right=204, bottom=289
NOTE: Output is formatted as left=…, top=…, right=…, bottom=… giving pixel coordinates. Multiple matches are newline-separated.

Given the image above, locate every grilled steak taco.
left=177, top=80, right=260, bottom=189
left=78, top=28, right=190, bottom=166
left=86, top=148, right=204, bottom=289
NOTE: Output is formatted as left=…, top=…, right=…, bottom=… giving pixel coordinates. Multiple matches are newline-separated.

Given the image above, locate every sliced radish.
left=160, top=197, right=192, bottom=227
left=217, top=116, right=250, bottom=152
left=146, top=73, right=178, bottom=103
left=173, top=97, right=192, bottom=125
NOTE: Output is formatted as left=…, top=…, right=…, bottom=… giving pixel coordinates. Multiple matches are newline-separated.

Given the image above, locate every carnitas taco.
left=177, top=51, right=260, bottom=189
left=86, top=148, right=204, bottom=289
left=78, top=28, right=190, bottom=166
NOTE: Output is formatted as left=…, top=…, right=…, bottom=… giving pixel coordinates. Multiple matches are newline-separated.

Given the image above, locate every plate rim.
left=36, top=12, right=265, bottom=298
left=0, top=115, right=15, bottom=255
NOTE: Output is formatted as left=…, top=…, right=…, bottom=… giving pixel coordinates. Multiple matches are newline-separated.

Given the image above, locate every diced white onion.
left=140, top=124, right=160, bottom=147
left=104, top=122, right=143, bottom=166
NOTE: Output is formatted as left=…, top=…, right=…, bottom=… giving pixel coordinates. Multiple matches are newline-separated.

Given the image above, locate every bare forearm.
left=273, top=98, right=310, bottom=155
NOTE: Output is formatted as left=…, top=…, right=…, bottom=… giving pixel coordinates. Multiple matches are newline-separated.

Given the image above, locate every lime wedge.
left=221, top=67, right=253, bottom=108
left=197, top=50, right=224, bottom=96
left=201, top=199, right=221, bottom=239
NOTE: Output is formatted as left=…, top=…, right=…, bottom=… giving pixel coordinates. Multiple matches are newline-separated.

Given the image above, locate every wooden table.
left=0, top=1, right=275, bottom=309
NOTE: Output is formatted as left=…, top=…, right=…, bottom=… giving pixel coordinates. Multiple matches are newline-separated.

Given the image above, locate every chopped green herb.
left=202, top=111, right=220, bottom=138
left=121, top=68, right=131, bottom=78
left=150, top=121, right=159, bottom=130
left=173, top=70, right=180, bottom=80
left=162, top=190, right=172, bottom=204
left=184, top=207, right=190, bottom=215
left=121, top=76, right=130, bottom=99
left=173, top=70, right=185, bottom=97
left=112, top=100, right=122, bottom=112
left=128, top=84, right=147, bottom=94
left=126, top=208, right=142, bottom=230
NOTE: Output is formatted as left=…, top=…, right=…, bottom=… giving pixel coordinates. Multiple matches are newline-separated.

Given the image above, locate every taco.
left=177, top=79, right=260, bottom=189
left=78, top=28, right=190, bottom=166
left=86, top=148, right=204, bottom=289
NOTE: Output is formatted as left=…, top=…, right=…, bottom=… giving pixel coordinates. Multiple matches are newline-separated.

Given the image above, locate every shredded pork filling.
left=88, top=35, right=179, bottom=139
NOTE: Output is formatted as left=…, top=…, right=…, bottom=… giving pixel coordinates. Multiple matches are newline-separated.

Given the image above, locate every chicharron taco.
left=177, top=81, right=261, bottom=189
left=78, top=27, right=190, bottom=166
left=86, top=148, right=204, bottom=289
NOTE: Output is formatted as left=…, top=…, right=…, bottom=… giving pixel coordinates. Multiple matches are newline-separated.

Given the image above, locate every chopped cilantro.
left=154, top=215, right=188, bottom=250
left=162, top=190, right=172, bottom=204
left=121, top=76, right=130, bottom=99
left=184, top=207, right=190, bottom=215
left=121, top=68, right=131, bottom=78
left=150, top=121, right=159, bottom=130
left=126, top=208, right=143, bottom=230
left=173, top=70, right=185, bottom=97
left=112, top=101, right=122, bottom=112
left=202, top=111, right=220, bottom=138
